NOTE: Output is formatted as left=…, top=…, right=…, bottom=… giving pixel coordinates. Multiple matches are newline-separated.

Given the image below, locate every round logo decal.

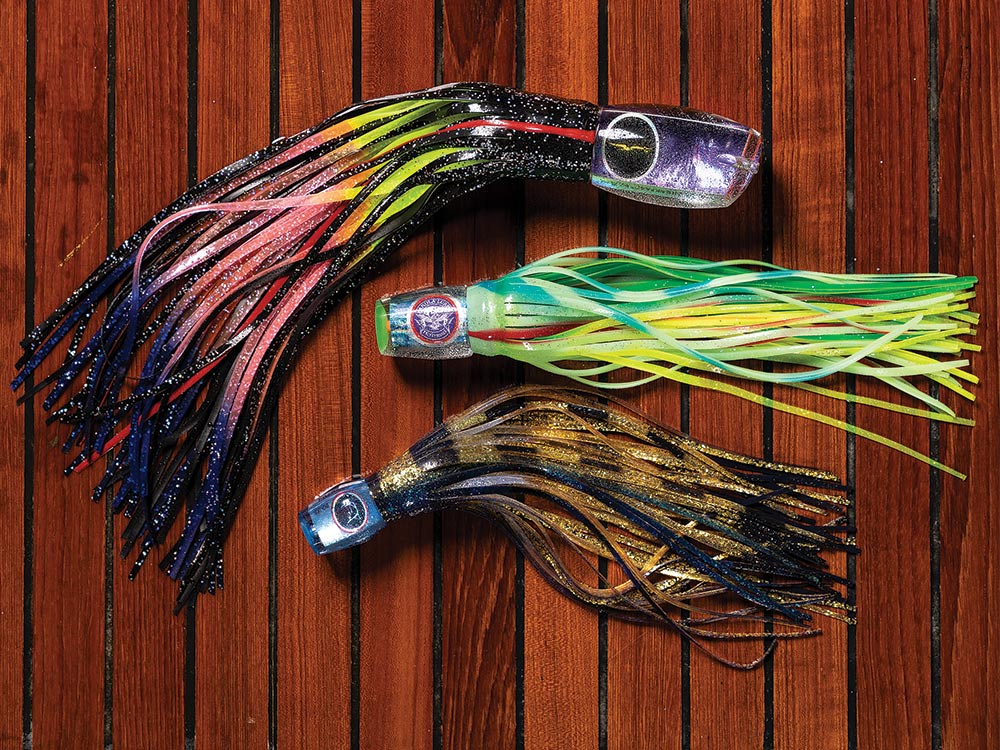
left=408, top=294, right=460, bottom=345
left=332, top=492, right=368, bottom=532
left=602, top=112, right=659, bottom=180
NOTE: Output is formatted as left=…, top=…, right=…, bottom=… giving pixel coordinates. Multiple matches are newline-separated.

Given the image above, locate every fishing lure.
left=376, top=248, right=979, bottom=475
left=300, top=386, right=854, bottom=666
left=12, top=83, right=761, bottom=607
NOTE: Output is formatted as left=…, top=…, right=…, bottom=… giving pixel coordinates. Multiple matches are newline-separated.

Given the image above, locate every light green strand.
left=465, top=248, right=978, bottom=474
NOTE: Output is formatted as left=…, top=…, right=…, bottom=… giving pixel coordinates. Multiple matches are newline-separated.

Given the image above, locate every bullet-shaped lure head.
left=374, top=286, right=473, bottom=359
left=299, top=478, right=386, bottom=554
left=590, top=106, right=762, bottom=208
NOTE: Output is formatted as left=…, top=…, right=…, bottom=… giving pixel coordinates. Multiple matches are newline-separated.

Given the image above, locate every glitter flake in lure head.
left=590, top=106, right=762, bottom=208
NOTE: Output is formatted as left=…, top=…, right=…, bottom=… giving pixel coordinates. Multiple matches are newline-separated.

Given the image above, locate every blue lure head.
left=590, top=106, right=762, bottom=208
left=299, top=478, right=387, bottom=554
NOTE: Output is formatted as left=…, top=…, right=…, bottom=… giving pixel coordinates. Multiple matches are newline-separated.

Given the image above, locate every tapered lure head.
left=591, top=106, right=762, bottom=208
left=299, top=478, right=386, bottom=554
left=374, top=286, right=472, bottom=359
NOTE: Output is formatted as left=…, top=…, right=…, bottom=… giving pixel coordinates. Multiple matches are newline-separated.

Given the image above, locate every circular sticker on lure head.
left=332, top=492, right=368, bottom=533
left=602, top=113, right=659, bottom=180
left=408, top=294, right=460, bottom=345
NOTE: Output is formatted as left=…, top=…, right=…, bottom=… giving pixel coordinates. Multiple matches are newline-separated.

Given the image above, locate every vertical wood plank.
left=358, top=0, right=436, bottom=747
left=522, top=0, right=600, bottom=747
left=937, top=1, right=1000, bottom=748
left=31, top=0, right=108, bottom=746
left=111, top=2, right=188, bottom=746
left=194, top=2, right=271, bottom=746
left=275, top=2, right=355, bottom=748
left=0, top=1, right=26, bottom=746
left=854, top=3, right=932, bottom=749
left=438, top=0, right=519, bottom=747
left=770, top=3, right=849, bottom=749
left=604, top=0, right=684, bottom=747
left=684, top=3, right=767, bottom=747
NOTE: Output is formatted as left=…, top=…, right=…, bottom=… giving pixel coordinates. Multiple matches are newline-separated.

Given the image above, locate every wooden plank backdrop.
left=0, top=0, right=997, bottom=748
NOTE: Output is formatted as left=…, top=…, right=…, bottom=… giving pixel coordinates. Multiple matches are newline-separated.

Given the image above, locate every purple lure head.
left=590, top=106, right=762, bottom=208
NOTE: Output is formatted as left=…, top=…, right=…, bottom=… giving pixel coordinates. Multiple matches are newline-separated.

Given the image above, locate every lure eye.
left=299, top=478, right=386, bottom=554
left=591, top=105, right=762, bottom=209
left=601, top=113, right=659, bottom=180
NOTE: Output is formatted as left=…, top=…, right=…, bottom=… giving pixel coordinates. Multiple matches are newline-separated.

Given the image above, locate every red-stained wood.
left=605, top=1, right=684, bottom=747
left=275, top=3, right=355, bottom=749
left=523, top=1, right=600, bottom=747
left=31, top=2, right=109, bottom=747
left=770, top=3, right=849, bottom=749
left=854, top=3, right=932, bottom=749
left=937, top=2, right=1000, bottom=748
left=438, top=0, right=519, bottom=747
left=358, top=1, right=436, bottom=748
left=685, top=4, right=768, bottom=747
left=0, top=2, right=26, bottom=747
left=110, top=2, right=188, bottom=747
left=7, top=2, right=1000, bottom=748
left=194, top=2, right=271, bottom=746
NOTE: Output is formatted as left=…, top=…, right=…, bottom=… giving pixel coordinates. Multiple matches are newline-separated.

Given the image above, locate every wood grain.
left=31, top=2, right=109, bottom=747
left=605, top=1, right=684, bottom=747
left=275, top=1, right=355, bottom=748
left=5, top=2, right=1000, bottom=748
left=937, top=1, right=1000, bottom=748
left=358, top=0, right=436, bottom=747
left=438, top=0, right=519, bottom=747
left=194, top=2, right=272, bottom=746
left=685, top=3, right=768, bottom=747
left=854, top=3, right=933, bottom=749
left=0, top=1, right=26, bottom=747
left=770, top=3, right=849, bottom=749
left=111, top=1, right=187, bottom=747
left=523, top=1, right=600, bottom=747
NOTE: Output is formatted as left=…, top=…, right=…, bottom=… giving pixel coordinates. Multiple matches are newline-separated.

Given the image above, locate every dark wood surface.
left=1, top=1, right=997, bottom=748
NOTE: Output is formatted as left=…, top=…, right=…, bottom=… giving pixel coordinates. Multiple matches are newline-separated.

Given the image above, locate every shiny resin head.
left=591, top=105, right=761, bottom=208
left=299, top=478, right=386, bottom=554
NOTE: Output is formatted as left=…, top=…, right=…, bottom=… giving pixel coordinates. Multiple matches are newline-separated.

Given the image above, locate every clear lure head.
left=374, top=286, right=473, bottom=359
left=590, top=106, right=762, bottom=208
left=298, top=478, right=386, bottom=554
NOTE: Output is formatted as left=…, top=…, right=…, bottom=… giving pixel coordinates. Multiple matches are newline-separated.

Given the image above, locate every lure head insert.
left=591, top=106, right=761, bottom=208
left=299, top=478, right=386, bottom=554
